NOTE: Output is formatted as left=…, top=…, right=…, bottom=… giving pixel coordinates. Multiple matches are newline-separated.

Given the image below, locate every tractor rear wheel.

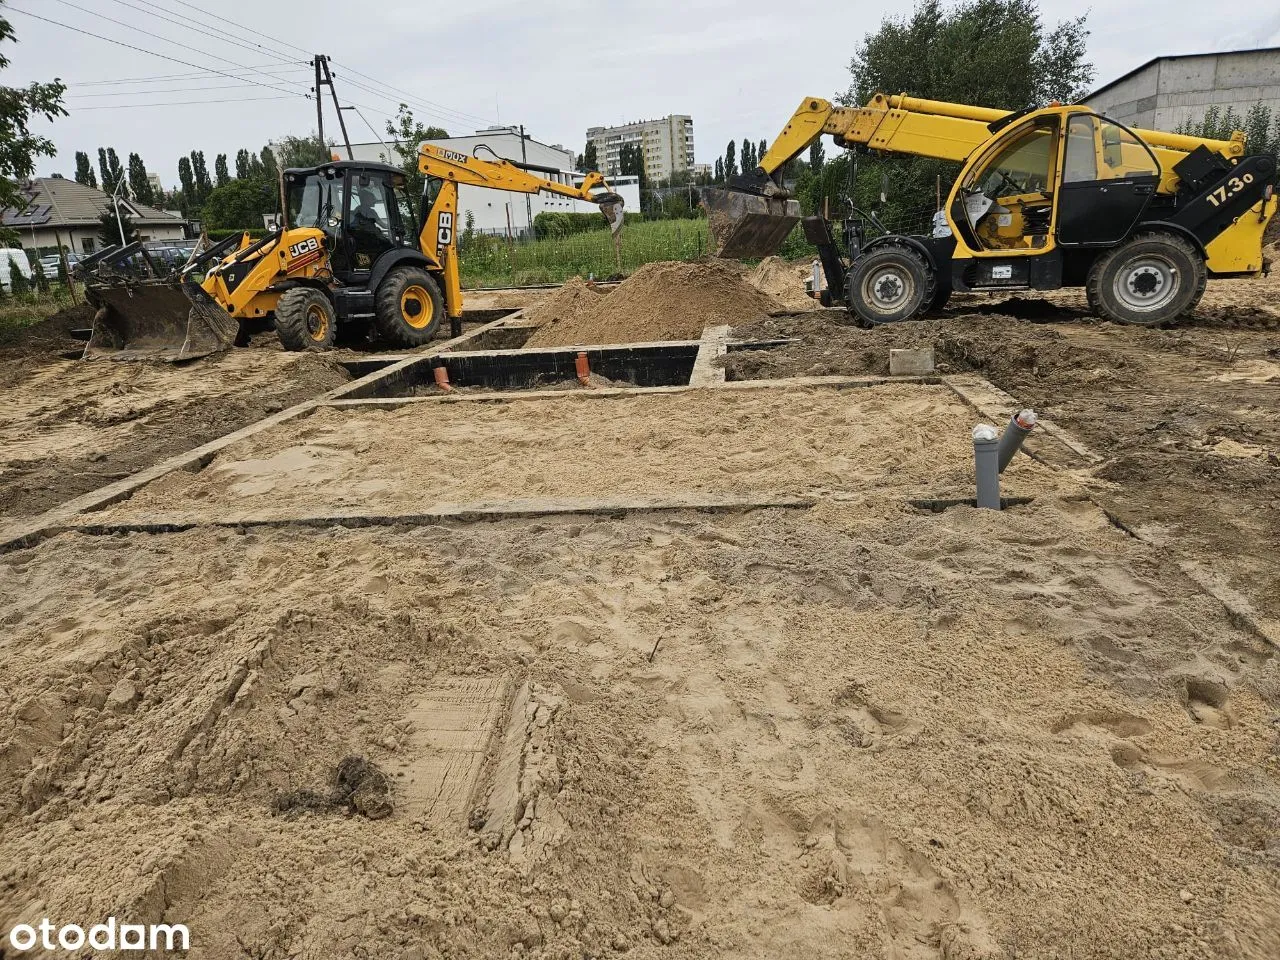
left=374, top=267, right=444, bottom=347
left=847, top=244, right=937, bottom=324
left=1086, top=232, right=1206, bottom=326
left=275, top=287, right=336, bottom=351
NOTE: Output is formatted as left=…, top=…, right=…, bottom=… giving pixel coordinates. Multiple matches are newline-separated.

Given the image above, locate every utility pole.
left=519, top=124, right=533, bottom=237
left=320, top=56, right=353, bottom=160
left=313, top=55, right=325, bottom=146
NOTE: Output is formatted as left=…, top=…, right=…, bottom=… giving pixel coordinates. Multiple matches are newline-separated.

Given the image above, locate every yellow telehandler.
left=705, top=94, right=1276, bottom=326
left=81, top=146, right=624, bottom=359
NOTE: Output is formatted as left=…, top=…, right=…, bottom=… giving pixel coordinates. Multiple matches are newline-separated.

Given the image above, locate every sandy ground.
left=94, top=386, right=1061, bottom=523
left=724, top=273, right=1280, bottom=630
left=2, top=496, right=1277, bottom=959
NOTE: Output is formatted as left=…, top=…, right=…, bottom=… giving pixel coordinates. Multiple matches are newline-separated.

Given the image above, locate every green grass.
left=459, top=219, right=713, bottom=288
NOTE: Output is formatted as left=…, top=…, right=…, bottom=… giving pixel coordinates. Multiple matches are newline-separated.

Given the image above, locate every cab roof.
left=282, top=160, right=403, bottom=178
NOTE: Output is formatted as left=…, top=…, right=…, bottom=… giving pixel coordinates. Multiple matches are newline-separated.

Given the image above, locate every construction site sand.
left=0, top=350, right=349, bottom=519
left=2, top=497, right=1278, bottom=958
left=525, top=261, right=783, bottom=348
left=745, top=257, right=820, bottom=312
left=97, top=385, right=1060, bottom=523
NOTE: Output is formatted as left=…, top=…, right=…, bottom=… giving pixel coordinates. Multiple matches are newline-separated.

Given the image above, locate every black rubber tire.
left=274, top=287, right=336, bottom=351
left=374, top=267, right=444, bottom=347
left=846, top=244, right=937, bottom=325
left=1085, top=232, right=1206, bottom=327
left=926, top=285, right=952, bottom=315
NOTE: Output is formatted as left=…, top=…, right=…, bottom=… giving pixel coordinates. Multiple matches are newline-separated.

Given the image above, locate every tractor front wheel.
left=374, top=267, right=444, bottom=347
left=847, top=244, right=937, bottom=325
left=275, top=287, right=336, bottom=351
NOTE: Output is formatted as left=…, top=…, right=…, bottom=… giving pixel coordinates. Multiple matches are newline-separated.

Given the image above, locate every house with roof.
left=1, top=175, right=189, bottom=257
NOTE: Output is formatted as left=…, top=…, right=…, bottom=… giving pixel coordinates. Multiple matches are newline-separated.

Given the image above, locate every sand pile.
left=746, top=256, right=819, bottom=311
left=525, top=260, right=784, bottom=347
left=521, top=276, right=604, bottom=330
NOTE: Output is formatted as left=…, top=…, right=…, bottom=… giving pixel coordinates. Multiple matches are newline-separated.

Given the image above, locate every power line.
left=67, top=66, right=312, bottom=86
left=330, top=60, right=497, bottom=127
left=332, top=73, right=477, bottom=129
left=155, top=0, right=316, bottom=60
left=27, top=1, right=308, bottom=99
left=102, top=0, right=310, bottom=85
left=67, top=81, right=298, bottom=98
left=71, top=96, right=294, bottom=111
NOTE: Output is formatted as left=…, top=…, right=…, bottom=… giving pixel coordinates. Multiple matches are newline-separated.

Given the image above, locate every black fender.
left=369, top=249, right=434, bottom=294
left=1124, top=221, right=1207, bottom=258
left=861, top=234, right=953, bottom=275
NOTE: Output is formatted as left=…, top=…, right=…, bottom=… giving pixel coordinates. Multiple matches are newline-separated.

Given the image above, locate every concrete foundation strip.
left=55, top=494, right=818, bottom=537
left=942, top=373, right=1102, bottom=465
left=689, top=324, right=730, bottom=386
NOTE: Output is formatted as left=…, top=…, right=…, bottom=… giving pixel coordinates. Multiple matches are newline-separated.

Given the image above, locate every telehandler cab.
left=705, top=95, right=1276, bottom=326
left=81, top=147, right=624, bottom=359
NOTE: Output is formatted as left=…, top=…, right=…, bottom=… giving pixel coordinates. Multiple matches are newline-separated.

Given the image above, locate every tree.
left=0, top=7, right=66, bottom=234
left=97, top=205, right=136, bottom=248
left=724, top=140, right=737, bottom=179
left=742, top=139, right=754, bottom=175
left=383, top=105, right=448, bottom=200
left=74, top=151, right=97, bottom=188
left=97, top=147, right=123, bottom=194
left=844, top=0, right=1093, bottom=110
left=579, top=141, right=598, bottom=174
left=1177, top=102, right=1279, bottom=157
left=714, top=157, right=724, bottom=183
left=214, top=153, right=230, bottom=187
left=274, top=134, right=330, bottom=170
left=259, top=145, right=277, bottom=180
left=759, top=139, right=768, bottom=167
left=235, top=148, right=252, bottom=180
left=190, top=151, right=212, bottom=202
left=8, top=258, right=27, bottom=296
left=201, top=177, right=276, bottom=230
left=127, top=153, right=153, bottom=205
left=177, top=155, right=195, bottom=211
left=808, top=139, right=825, bottom=173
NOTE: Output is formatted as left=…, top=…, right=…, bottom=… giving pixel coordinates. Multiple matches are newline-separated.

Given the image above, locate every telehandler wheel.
left=1086, top=232, right=1206, bottom=326
left=275, top=287, right=337, bottom=351
left=374, top=267, right=444, bottom=347
left=847, top=244, right=937, bottom=324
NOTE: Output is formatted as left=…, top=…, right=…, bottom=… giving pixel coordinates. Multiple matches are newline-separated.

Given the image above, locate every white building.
left=585, top=115, right=695, bottom=182
left=347, top=126, right=639, bottom=236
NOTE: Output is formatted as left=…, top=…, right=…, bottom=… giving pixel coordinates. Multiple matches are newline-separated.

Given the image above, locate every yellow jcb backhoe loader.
left=81, top=147, right=624, bottom=359
left=705, top=94, right=1276, bottom=326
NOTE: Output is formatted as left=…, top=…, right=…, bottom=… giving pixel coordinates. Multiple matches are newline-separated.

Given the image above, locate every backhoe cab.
left=706, top=95, right=1277, bottom=326
left=82, top=151, right=623, bottom=358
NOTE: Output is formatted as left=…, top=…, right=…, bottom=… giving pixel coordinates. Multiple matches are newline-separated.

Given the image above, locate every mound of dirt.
left=745, top=256, right=819, bottom=311
left=521, top=276, right=604, bottom=330
left=0, top=303, right=94, bottom=357
left=274, top=756, right=393, bottom=820
left=525, top=259, right=784, bottom=347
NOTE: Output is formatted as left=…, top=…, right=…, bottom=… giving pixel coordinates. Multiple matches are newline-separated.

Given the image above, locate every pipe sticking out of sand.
left=973, top=423, right=1000, bottom=509
left=433, top=365, right=453, bottom=392
left=998, top=409, right=1037, bottom=473
left=575, top=351, right=590, bottom=386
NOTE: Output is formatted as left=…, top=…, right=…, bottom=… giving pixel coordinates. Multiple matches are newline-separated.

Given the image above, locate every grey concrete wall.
left=1085, top=49, right=1280, bottom=135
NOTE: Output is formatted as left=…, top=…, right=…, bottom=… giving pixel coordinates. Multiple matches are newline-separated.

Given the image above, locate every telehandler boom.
left=705, top=94, right=1276, bottom=326
left=82, top=148, right=624, bottom=359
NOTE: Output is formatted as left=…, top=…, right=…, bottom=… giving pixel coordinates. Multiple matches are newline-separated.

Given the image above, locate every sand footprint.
left=832, top=681, right=922, bottom=752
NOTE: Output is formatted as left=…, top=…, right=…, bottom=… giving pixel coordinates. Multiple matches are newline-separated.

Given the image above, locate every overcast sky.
left=8, top=0, right=1280, bottom=190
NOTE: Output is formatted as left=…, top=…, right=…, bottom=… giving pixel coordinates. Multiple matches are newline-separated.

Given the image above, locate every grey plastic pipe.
left=973, top=423, right=1000, bottom=509
left=997, top=409, right=1038, bottom=473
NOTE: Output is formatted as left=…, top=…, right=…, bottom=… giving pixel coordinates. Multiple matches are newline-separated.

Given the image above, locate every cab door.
left=342, top=170, right=398, bottom=280
left=1056, top=114, right=1160, bottom=247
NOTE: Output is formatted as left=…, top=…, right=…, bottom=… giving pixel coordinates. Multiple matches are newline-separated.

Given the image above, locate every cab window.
left=1064, top=114, right=1160, bottom=183
left=965, top=117, right=1057, bottom=198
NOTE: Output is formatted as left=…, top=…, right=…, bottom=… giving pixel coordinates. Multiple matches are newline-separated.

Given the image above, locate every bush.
left=532, top=211, right=639, bottom=240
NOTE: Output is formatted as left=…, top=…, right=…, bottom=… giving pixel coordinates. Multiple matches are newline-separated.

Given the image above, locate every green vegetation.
left=1176, top=103, right=1280, bottom=158
left=460, top=218, right=713, bottom=287
left=0, top=284, right=80, bottom=341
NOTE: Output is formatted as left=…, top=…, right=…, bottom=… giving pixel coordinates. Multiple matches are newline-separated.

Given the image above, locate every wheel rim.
left=305, top=302, right=329, bottom=341
left=861, top=266, right=913, bottom=315
left=1113, top=255, right=1179, bottom=314
left=400, top=284, right=434, bottom=329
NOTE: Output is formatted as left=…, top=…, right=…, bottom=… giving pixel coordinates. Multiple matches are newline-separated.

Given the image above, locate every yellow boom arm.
left=415, top=143, right=624, bottom=317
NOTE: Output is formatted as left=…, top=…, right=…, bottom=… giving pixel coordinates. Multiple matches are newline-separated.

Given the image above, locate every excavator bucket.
left=598, top=193, right=625, bottom=237
left=80, top=238, right=240, bottom=362
left=702, top=188, right=802, bottom=259
left=83, top=277, right=239, bottom=362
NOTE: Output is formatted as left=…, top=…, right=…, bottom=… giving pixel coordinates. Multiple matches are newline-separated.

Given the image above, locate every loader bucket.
left=702, top=188, right=802, bottom=259
left=83, top=277, right=239, bottom=362
left=598, top=193, right=625, bottom=237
